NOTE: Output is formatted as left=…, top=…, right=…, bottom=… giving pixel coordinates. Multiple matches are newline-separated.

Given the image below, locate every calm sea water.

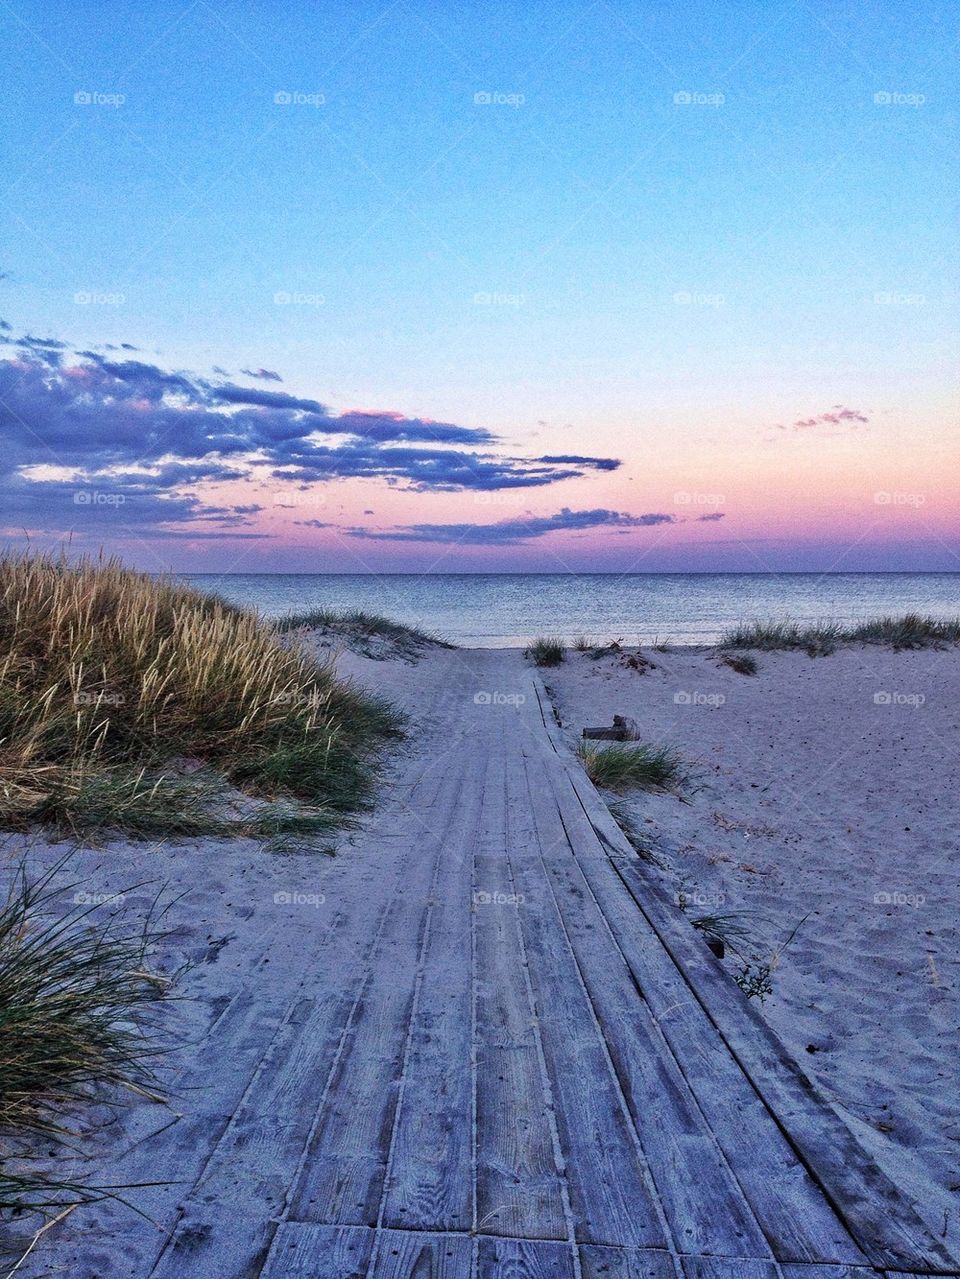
left=182, top=573, right=960, bottom=647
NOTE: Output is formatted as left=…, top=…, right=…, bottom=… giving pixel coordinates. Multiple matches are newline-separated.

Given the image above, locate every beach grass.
left=718, top=652, right=759, bottom=675
left=275, top=607, right=450, bottom=650
left=720, top=614, right=960, bottom=655
left=577, top=741, right=683, bottom=791
left=0, top=860, right=169, bottom=1211
left=525, top=637, right=566, bottom=666
left=0, top=552, right=402, bottom=837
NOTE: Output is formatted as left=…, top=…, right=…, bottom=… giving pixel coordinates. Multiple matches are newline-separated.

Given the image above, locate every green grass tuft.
left=719, top=652, right=758, bottom=675
left=0, top=860, right=170, bottom=1212
left=275, top=607, right=450, bottom=650
left=524, top=637, right=566, bottom=667
left=577, top=741, right=684, bottom=792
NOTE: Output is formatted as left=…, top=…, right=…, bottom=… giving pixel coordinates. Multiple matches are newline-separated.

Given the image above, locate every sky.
left=0, top=0, right=957, bottom=573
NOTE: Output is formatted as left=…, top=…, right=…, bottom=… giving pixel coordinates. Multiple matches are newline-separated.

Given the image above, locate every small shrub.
left=720, top=615, right=960, bottom=656
left=719, top=652, right=758, bottom=675
left=525, top=637, right=566, bottom=667
left=578, top=741, right=683, bottom=792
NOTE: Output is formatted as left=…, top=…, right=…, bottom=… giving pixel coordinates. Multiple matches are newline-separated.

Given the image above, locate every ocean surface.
left=182, top=573, right=960, bottom=647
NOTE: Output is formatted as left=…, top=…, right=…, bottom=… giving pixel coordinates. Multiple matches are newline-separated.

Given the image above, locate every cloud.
left=777, top=406, right=869, bottom=431
left=347, top=507, right=679, bottom=545
left=0, top=331, right=622, bottom=539
left=240, top=367, right=283, bottom=382
left=697, top=512, right=725, bottom=521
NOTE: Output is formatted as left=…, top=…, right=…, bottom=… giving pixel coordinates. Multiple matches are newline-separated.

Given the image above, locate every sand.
left=543, top=641, right=960, bottom=1234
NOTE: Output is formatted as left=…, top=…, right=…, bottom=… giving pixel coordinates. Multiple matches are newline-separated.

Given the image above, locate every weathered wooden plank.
left=260, top=1222, right=373, bottom=1278
left=780, top=1267, right=877, bottom=1279
left=473, top=739, right=569, bottom=1241
left=288, top=757, right=485, bottom=1226
left=680, top=1260, right=778, bottom=1279
left=521, top=749, right=769, bottom=1260
left=368, top=1230, right=474, bottom=1277
left=578, top=1244, right=676, bottom=1279
left=477, top=1235, right=576, bottom=1278
left=377, top=760, right=487, bottom=1231
left=503, top=737, right=667, bottom=1250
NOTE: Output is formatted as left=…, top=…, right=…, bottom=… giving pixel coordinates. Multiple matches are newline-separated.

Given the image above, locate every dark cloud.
left=536, top=454, right=620, bottom=471
left=240, top=367, right=283, bottom=382
left=347, top=508, right=678, bottom=545
left=0, top=332, right=622, bottom=539
left=697, top=512, right=725, bottom=522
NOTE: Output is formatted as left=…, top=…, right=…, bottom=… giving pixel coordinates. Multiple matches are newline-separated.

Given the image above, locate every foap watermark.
left=874, top=890, right=926, bottom=907
left=473, top=290, right=526, bottom=307
left=74, top=690, right=125, bottom=707
left=74, top=90, right=124, bottom=108
left=73, top=890, right=125, bottom=906
left=473, top=91, right=525, bottom=108
left=874, top=291, right=925, bottom=306
left=74, top=290, right=125, bottom=306
left=673, top=290, right=724, bottom=307
left=874, top=490, right=926, bottom=506
left=873, top=91, right=925, bottom=108
left=73, top=490, right=125, bottom=508
left=674, top=490, right=724, bottom=508
left=274, top=90, right=325, bottom=107
left=474, top=890, right=525, bottom=906
left=273, top=490, right=327, bottom=510
left=474, top=690, right=526, bottom=707
left=274, top=889, right=325, bottom=907
left=674, top=690, right=726, bottom=707
left=676, top=887, right=725, bottom=909
left=274, top=290, right=325, bottom=306
left=873, top=690, right=926, bottom=707
left=673, top=90, right=724, bottom=108
left=473, top=491, right=525, bottom=507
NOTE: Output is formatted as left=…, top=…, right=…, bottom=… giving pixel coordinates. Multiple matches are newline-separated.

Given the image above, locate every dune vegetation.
left=720, top=614, right=960, bottom=656
left=0, top=553, right=402, bottom=838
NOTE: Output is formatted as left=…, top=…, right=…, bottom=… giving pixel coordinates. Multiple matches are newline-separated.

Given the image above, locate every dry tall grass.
left=0, top=553, right=401, bottom=835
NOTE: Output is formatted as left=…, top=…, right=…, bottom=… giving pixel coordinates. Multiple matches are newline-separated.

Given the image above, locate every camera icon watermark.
left=473, top=889, right=525, bottom=906
left=873, top=889, right=925, bottom=907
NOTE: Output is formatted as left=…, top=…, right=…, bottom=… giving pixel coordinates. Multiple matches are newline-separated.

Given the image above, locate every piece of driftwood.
left=583, top=714, right=640, bottom=741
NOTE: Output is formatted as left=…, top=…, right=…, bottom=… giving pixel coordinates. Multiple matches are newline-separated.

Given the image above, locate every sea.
left=182, top=573, right=960, bottom=648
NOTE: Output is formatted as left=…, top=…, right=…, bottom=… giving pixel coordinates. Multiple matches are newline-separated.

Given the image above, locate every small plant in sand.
left=0, top=860, right=170, bottom=1212
left=578, top=741, right=683, bottom=792
left=0, top=552, right=402, bottom=837
left=719, top=652, right=758, bottom=675
left=525, top=637, right=566, bottom=667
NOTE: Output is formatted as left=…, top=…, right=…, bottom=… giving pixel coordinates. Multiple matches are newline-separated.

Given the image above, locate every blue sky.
left=1, top=1, right=957, bottom=572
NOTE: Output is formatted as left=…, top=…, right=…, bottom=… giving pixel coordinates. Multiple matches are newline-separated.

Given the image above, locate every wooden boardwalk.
left=27, top=651, right=959, bottom=1278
